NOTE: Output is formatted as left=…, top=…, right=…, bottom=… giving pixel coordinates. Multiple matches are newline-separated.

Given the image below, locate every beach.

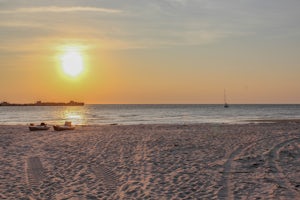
left=0, top=122, right=299, bottom=199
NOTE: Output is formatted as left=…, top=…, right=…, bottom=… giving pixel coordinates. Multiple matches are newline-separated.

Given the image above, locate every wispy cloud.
left=0, top=21, right=43, bottom=28
left=1, top=0, right=299, bottom=50
left=0, top=6, right=122, bottom=14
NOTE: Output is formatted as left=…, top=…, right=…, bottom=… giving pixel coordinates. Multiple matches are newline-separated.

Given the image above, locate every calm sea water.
left=0, top=104, right=300, bottom=125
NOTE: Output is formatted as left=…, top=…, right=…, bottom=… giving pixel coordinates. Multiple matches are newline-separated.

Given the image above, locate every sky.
left=1, top=0, right=300, bottom=104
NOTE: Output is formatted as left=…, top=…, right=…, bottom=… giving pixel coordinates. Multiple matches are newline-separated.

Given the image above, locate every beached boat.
left=29, top=123, right=50, bottom=131
left=53, top=121, right=75, bottom=131
left=53, top=125, right=75, bottom=131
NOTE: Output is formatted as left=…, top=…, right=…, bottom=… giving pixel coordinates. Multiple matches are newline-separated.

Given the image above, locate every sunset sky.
left=1, top=0, right=300, bottom=104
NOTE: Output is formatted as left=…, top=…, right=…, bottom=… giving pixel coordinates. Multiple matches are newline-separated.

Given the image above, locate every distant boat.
left=224, top=89, right=229, bottom=108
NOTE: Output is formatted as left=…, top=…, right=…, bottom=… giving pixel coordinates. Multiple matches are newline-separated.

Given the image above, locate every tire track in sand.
left=217, top=134, right=299, bottom=199
left=135, top=132, right=152, bottom=196
left=267, top=137, right=300, bottom=198
left=217, top=146, right=243, bottom=199
left=26, top=156, right=44, bottom=187
left=91, top=130, right=119, bottom=194
left=92, top=164, right=118, bottom=192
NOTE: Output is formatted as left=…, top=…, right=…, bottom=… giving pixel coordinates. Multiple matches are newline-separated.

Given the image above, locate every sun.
left=60, top=50, right=84, bottom=77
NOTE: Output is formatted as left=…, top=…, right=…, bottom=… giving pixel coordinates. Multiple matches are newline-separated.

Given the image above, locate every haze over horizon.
left=1, top=0, right=300, bottom=104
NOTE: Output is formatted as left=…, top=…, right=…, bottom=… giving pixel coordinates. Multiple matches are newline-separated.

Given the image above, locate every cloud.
left=0, top=6, right=122, bottom=14
left=0, top=22, right=43, bottom=28
left=1, top=0, right=299, bottom=50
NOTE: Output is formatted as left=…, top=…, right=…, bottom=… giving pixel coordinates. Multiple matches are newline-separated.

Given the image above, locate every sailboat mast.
left=224, top=89, right=229, bottom=108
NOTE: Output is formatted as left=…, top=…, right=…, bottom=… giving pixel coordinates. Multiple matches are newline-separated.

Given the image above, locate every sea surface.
left=0, top=104, right=300, bottom=125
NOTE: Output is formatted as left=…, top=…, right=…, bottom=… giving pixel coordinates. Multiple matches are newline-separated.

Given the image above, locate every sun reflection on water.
left=59, top=107, right=87, bottom=125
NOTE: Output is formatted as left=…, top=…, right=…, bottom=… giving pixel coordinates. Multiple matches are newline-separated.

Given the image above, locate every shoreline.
left=2, top=117, right=300, bottom=126
left=1, top=122, right=299, bottom=199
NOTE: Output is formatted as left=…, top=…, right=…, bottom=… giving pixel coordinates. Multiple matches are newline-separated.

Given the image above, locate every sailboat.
left=224, top=89, right=229, bottom=108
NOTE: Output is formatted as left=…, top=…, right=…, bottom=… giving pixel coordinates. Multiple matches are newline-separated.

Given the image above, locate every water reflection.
left=59, top=107, right=87, bottom=125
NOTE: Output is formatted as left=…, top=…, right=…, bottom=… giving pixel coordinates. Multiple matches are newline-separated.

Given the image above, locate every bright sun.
left=61, top=50, right=83, bottom=77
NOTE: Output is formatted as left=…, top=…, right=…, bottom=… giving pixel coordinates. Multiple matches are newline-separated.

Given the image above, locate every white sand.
left=0, top=122, right=299, bottom=199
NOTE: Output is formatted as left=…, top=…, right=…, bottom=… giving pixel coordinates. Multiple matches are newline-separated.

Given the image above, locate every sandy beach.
left=0, top=122, right=299, bottom=199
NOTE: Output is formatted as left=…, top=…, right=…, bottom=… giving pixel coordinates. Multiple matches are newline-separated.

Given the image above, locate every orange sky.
left=1, top=1, right=300, bottom=104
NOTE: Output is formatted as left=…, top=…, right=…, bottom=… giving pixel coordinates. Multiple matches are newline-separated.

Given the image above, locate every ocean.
left=0, top=104, right=300, bottom=125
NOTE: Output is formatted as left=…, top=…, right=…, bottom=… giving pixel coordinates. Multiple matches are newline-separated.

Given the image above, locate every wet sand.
left=0, top=122, right=299, bottom=199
